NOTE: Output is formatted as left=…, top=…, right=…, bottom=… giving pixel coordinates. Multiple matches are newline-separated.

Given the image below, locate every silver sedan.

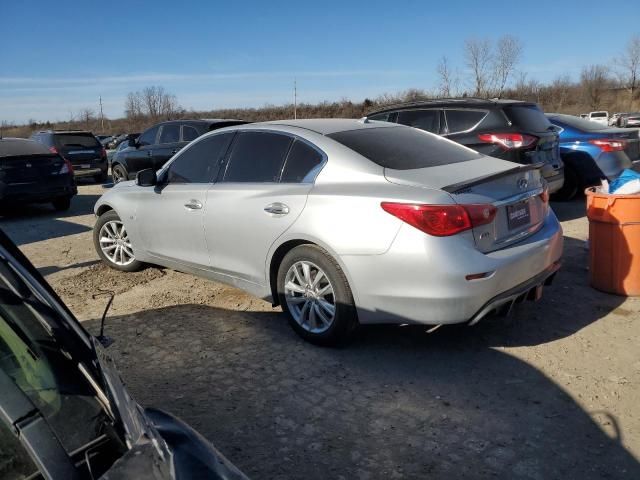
left=93, top=119, right=563, bottom=345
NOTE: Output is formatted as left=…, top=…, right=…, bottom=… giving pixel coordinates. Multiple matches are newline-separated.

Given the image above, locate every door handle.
left=264, top=202, right=289, bottom=216
left=184, top=199, right=203, bottom=210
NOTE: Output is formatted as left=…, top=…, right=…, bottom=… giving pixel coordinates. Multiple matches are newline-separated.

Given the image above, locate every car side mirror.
left=136, top=169, right=157, bottom=187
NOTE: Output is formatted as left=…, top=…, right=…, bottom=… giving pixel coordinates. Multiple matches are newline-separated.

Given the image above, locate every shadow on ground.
left=551, top=196, right=586, bottom=222
left=86, top=276, right=635, bottom=480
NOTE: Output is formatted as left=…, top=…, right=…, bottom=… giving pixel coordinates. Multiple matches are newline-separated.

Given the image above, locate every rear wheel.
left=277, top=244, right=358, bottom=346
left=111, top=164, right=128, bottom=184
left=52, top=196, right=71, bottom=211
left=93, top=210, right=143, bottom=272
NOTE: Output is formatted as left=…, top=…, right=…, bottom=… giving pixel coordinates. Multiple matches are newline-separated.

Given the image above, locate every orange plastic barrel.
left=586, top=187, right=640, bottom=295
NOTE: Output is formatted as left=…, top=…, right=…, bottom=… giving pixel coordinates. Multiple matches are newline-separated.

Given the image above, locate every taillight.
left=540, top=187, right=550, bottom=204
left=478, top=133, right=538, bottom=150
left=101, top=147, right=107, bottom=159
left=48, top=146, right=58, bottom=154
left=381, top=202, right=496, bottom=237
left=59, top=158, right=74, bottom=175
left=588, top=139, right=626, bottom=152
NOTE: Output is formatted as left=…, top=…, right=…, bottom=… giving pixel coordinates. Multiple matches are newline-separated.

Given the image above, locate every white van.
left=587, top=111, right=609, bottom=126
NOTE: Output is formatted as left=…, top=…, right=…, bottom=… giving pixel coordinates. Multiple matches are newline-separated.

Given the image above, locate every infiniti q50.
left=93, top=119, right=563, bottom=345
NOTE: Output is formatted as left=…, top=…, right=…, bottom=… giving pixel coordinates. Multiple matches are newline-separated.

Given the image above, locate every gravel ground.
left=2, top=181, right=639, bottom=479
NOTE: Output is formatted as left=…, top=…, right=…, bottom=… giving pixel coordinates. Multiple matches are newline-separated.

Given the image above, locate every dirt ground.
left=2, top=181, right=639, bottom=479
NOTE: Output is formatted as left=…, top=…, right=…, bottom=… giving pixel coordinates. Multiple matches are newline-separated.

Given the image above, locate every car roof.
left=366, top=98, right=533, bottom=116
left=262, top=118, right=398, bottom=135
left=36, top=129, right=93, bottom=135
left=0, top=137, right=51, bottom=157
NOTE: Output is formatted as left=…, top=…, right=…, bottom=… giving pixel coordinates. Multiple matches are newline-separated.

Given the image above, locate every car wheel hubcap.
left=113, top=168, right=125, bottom=183
left=99, top=220, right=135, bottom=266
left=284, top=261, right=335, bottom=334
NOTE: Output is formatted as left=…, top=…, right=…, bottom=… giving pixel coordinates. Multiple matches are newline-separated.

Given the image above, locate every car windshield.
left=547, top=114, right=609, bottom=132
left=54, top=134, right=100, bottom=148
left=503, top=105, right=552, bottom=132
left=327, top=126, right=481, bottom=170
left=591, top=112, right=607, bottom=117
left=0, top=258, right=110, bottom=455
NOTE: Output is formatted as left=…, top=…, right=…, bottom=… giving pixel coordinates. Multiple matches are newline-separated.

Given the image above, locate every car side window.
left=182, top=125, right=199, bottom=142
left=223, top=132, right=292, bottom=183
left=367, top=112, right=391, bottom=122
left=138, top=126, right=160, bottom=146
left=167, top=132, right=234, bottom=184
left=396, top=110, right=440, bottom=133
left=158, top=124, right=180, bottom=144
left=281, top=140, right=324, bottom=183
left=0, top=420, right=39, bottom=479
left=444, top=110, right=487, bottom=134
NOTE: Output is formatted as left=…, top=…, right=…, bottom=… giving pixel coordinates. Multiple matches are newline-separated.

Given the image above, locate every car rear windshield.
left=503, top=105, right=552, bottom=132
left=327, top=126, right=481, bottom=170
left=54, top=134, right=100, bottom=148
left=591, top=112, right=607, bottom=117
left=548, top=114, right=608, bottom=131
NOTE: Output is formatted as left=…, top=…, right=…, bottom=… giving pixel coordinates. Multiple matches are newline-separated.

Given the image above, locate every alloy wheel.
left=99, top=220, right=135, bottom=266
left=284, top=260, right=336, bottom=333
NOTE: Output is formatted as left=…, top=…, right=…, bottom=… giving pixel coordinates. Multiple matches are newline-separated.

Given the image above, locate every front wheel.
left=277, top=244, right=358, bottom=346
left=111, top=164, right=128, bottom=184
left=93, top=210, right=143, bottom=272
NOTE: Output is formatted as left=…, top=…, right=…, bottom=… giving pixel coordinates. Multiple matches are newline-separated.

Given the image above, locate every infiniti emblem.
left=517, top=177, right=528, bottom=190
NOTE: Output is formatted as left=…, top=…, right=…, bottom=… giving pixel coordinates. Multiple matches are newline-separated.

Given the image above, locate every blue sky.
left=1, top=0, right=638, bottom=124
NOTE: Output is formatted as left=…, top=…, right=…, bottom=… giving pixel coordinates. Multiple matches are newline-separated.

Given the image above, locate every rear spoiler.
left=442, top=162, right=545, bottom=194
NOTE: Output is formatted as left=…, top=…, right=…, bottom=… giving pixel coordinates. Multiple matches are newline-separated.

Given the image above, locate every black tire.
left=277, top=244, right=358, bottom=346
left=111, top=164, right=128, bottom=184
left=94, top=171, right=107, bottom=184
left=93, top=210, right=143, bottom=272
left=52, top=196, right=71, bottom=211
left=552, top=166, right=579, bottom=201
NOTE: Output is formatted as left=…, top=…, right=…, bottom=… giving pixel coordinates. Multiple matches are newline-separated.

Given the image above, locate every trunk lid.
left=385, top=157, right=547, bottom=252
left=0, top=154, right=65, bottom=184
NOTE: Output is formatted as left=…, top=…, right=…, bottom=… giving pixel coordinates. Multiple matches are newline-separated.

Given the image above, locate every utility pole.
left=293, top=78, right=297, bottom=120
left=99, top=96, right=105, bottom=133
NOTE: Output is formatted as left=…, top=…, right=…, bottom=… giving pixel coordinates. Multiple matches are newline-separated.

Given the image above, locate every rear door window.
left=396, top=109, right=440, bottom=133
left=223, top=131, right=292, bottom=182
left=0, top=420, right=39, bottom=479
left=328, top=126, right=481, bottom=170
left=182, top=125, right=200, bottom=142
left=167, top=132, right=234, bottom=183
left=158, top=124, right=180, bottom=144
left=281, top=140, right=324, bottom=183
left=444, top=110, right=487, bottom=134
left=503, top=105, right=552, bottom=132
left=367, top=112, right=392, bottom=122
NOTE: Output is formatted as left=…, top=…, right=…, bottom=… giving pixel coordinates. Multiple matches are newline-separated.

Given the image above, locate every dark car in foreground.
left=545, top=113, right=640, bottom=199
left=365, top=99, right=565, bottom=194
left=30, top=130, right=108, bottom=183
left=0, top=228, right=249, bottom=479
left=0, top=138, right=76, bottom=212
left=110, top=119, right=247, bottom=183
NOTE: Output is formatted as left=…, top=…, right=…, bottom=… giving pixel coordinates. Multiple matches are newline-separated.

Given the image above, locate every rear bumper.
left=544, top=169, right=564, bottom=193
left=342, top=211, right=563, bottom=325
left=0, top=183, right=77, bottom=204
left=73, top=166, right=106, bottom=177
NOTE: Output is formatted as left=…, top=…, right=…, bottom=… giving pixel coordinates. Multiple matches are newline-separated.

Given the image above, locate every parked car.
left=110, top=119, right=247, bottom=183
left=0, top=138, right=76, bottom=211
left=93, top=119, right=563, bottom=346
left=96, top=134, right=111, bottom=142
left=364, top=99, right=565, bottom=194
left=0, top=228, right=249, bottom=479
left=108, top=136, right=132, bottom=163
left=579, top=114, right=588, bottom=119
left=586, top=111, right=609, bottom=126
left=30, top=129, right=108, bottom=183
left=545, top=113, right=640, bottom=199
left=106, top=133, right=128, bottom=149
left=99, top=136, right=114, bottom=148
left=609, top=113, right=624, bottom=127
left=621, top=112, right=640, bottom=128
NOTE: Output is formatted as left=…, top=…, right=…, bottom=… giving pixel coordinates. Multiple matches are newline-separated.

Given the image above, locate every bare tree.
left=493, top=35, right=523, bottom=97
left=79, top=108, right=95, bottom=130
left=581, top=65, right=610, bottom=110
left=436, top=56, right=458, bottom=97
left=549, top=74, right=573, bottom=111
left=125, top=86, right=181, bottom=124
left=464, top=37, right=493, bottom=97
left=614, top=34, right=640, bottom=108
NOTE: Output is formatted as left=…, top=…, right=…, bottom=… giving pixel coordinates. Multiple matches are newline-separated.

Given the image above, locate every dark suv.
left=111, top=119, right=247, bottom=183
left=30, top=130, right=108, bottom=183
left=365, top=99, right=564, bottom=193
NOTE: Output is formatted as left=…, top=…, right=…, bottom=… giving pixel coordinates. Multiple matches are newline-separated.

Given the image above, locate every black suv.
left=365, top=99, right=564, bottom=193
left=30, top=130, right=108, bottom=183
left=111, top=119, right=247, bottom=183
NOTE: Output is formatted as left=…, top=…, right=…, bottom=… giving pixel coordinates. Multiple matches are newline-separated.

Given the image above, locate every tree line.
left=2, top=33, right=638, bottom=138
